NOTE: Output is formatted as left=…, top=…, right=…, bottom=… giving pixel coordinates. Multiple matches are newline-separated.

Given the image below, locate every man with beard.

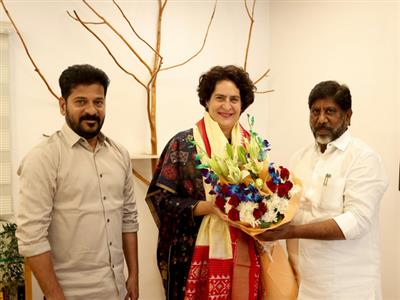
left=16, top=64, right=138, bottom=300
left=258, top=81, right=388, bottom=299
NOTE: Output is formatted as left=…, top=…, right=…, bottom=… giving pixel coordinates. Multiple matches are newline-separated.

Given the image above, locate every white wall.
left=268, top=1, right=400, bottom=299
left=0, top=1, right=269, bottom=299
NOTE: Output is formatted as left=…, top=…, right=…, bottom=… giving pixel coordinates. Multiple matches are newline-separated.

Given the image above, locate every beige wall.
left=1, top=0, right=399, bottom=299
left=1, top=1, right=269, bottom=299
left=268, top=2, right=400, bottom=299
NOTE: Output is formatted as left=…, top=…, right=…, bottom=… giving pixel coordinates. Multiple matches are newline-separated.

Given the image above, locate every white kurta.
left=289, top=131, right=388, bottom=300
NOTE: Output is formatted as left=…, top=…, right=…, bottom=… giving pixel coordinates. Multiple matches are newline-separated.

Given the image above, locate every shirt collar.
left=61, top=123, right=108, bottom=148
left=314, top=129, right=352, bottom=153
left=330, top=129, right=351, bottom=151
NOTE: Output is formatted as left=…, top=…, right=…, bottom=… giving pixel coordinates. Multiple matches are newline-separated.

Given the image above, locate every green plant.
left=0, top=221, right=24, bottom=297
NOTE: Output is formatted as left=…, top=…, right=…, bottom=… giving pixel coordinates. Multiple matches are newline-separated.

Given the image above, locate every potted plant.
left=0, top=221, right=24, bottom=300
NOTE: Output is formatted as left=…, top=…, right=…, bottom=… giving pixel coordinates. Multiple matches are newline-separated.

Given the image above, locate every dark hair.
left=59, top=64, right=110, bottom=100
left=308, top=80, right=352, bottom=111
left=197, top=65, right=255, bottom=112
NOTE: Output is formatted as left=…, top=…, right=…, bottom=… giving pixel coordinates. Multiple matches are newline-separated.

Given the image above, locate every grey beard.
left=315, top=135, right=332, bottom=145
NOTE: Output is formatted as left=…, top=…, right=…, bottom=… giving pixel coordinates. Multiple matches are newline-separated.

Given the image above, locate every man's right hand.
left=27, top=252, right=66, bottom=300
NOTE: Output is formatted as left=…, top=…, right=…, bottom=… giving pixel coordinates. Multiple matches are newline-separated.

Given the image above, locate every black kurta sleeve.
left=145, top=129, right=206, bottom=299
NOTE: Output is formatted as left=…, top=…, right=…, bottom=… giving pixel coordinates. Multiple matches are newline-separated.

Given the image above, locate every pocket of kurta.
left=301, top=175, right=323, bottom=210
left=320, top=177, right=346, bottom=212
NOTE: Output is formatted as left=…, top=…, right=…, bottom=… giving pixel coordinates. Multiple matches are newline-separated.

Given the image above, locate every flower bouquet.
left=190, top=115, right=301, bottom=299
left=193, top=115, right=301, bottom=236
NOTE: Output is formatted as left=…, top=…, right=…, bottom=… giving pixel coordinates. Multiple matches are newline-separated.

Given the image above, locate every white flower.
left=261, top=200, right=277, bottom=223
left=261, top=195, right=289, bottom=224
left=271, top=194, right=288, bottom=212
left=238, top=202, right=259, bottom=227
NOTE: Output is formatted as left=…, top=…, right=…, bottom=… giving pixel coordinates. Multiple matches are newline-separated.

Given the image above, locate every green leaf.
left=237, top=146, right=247, bottom=164
left=260, top=220, right=271, bottom=228
left=226, top=143, right=233, bottom=160
left=216, top=157, right=229, bottom=177
left=274, top=213, right=285, bottom=223
left=208, top=158, right=222, bottom=175
left=195, top=163, right=209, bottom=169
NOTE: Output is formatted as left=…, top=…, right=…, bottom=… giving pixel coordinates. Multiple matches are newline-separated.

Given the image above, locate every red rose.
left=285, top=180, right=293, bottom=191
left=221, top=185, right=229, bottom=195
left=279, top=166, right=290, bottom=181
left=228, top=208, right=240, bottom=221
left=215, top=195, right=226, bottom=211
left=277, top=185, right=286, bottom=197
left=277, top=182, right=292, bottom=198
left=253, top=208, right=263, bottom=220
left=228, top=194, right=240, bottom=207
left=266, top=179, right=277, bottom=193
left=259, top=201, right=268, bottom=214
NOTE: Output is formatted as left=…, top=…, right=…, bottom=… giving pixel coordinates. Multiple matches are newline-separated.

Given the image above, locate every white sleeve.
left=334, top=151, right=388, bottom=240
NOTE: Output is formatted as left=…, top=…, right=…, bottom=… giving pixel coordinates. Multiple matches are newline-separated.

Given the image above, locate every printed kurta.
left=146, top=129, right=206, bottom=300
left=147, top=115, right=262, bottom=300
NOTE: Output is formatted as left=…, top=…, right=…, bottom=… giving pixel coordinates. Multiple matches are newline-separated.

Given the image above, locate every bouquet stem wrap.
left=235, top=177, right=302, bottom=300
left=258, top=242, right=298, bottom=300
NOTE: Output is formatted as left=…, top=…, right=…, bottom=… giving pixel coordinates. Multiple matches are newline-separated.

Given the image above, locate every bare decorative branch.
left=0, top=0, right=59, bottom=100
left=148, top=57, right=164, bottom=88
left=3, top=0, right=269, bottom=178
left=160, top=0, right=217, bottom=71
left=161, top=0, right=168, bottom=11
left=66, top=11, right=104, bottom=24
left=132, top=168, right=150, bottom=185
left=71, top=10, right=148, bottom=90
left=80, top=0, right=153, bottom=74
left=244, top=0, right=253, bottom=20
left=256, top=89, right=274, bottom=94
left=112, top=0, right=162, bottom=59
left=243, top=0, right=256, bottom=71
left=146, top=0, right=167, bottom=171
left=254, top=68, right=270, bottom=85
